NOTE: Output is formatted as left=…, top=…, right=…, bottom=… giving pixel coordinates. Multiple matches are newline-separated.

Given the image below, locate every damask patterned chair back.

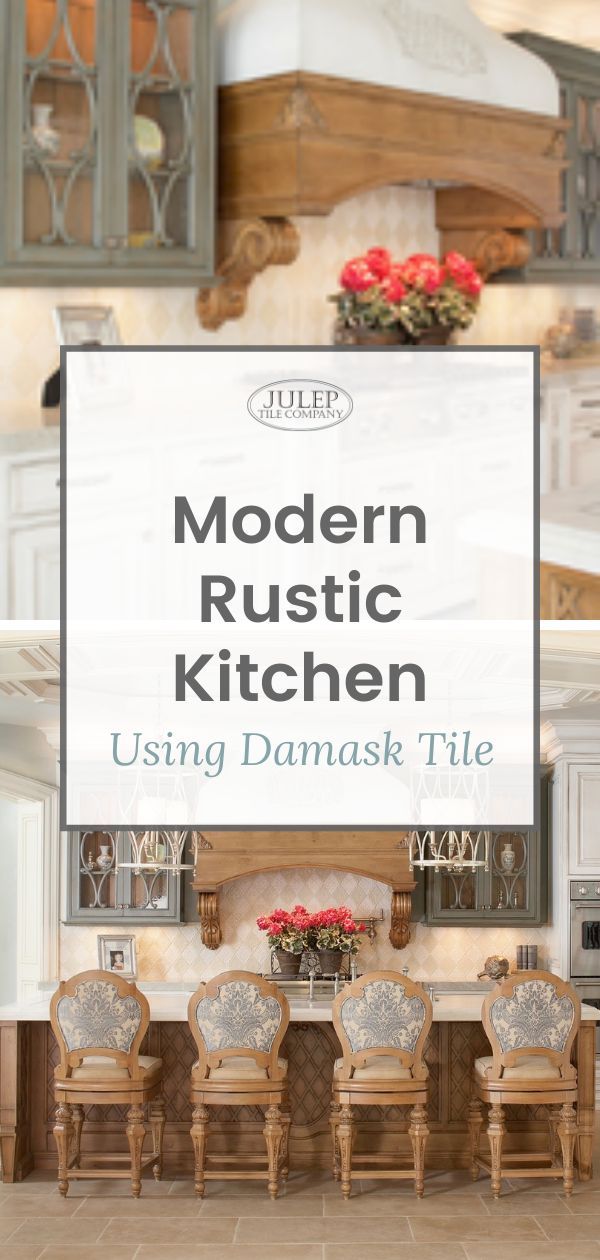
left=188, top=971, right=290, bottom=1080
left=50, top=969, right=150, bottom=1080
left=332, top=971, right=433, bottom=1080
left=482, top=970, right=581, bottom=1081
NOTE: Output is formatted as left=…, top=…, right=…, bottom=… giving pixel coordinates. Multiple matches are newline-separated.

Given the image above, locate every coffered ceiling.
left=471, top=0, right=600, bottom=49
left=541, top=626, right=600, bottom=716
left=0, top=630, right=59, bottom=724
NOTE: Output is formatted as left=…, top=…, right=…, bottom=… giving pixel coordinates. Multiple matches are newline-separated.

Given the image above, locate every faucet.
left=351, top=957, right=358, bottom=982
left=333, top=972, right=340, bottom=996
left=308, top=967, right=316, bottom=1002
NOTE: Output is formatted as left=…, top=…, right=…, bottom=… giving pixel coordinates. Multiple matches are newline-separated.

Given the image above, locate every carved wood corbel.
left=197, top=217, right=301, bottom=331
left=198, top=892, right=221, bottom=950
left=389, top=890, right=412, bottom=950
left=472, top=229, right=532, bottom=279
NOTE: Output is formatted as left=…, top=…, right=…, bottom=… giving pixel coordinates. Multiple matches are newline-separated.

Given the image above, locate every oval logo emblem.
left=248, top=379, right=353, bottom=432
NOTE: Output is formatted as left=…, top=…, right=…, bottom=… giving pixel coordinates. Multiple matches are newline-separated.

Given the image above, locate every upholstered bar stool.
left=188, top=971, right=290, bottom=1199
left=50, top=970, right=165, bottom=1197
left=331, top=971, right=433, bottom=1199
left=469, top=970, right=581, bottom=1198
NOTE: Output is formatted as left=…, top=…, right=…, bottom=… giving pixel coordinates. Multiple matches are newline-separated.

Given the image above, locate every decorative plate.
left=134, top=114, right=165, bottom=168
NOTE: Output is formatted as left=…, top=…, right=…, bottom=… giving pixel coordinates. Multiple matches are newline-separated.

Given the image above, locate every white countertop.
left=1, top=991, right=598, bottom=1025
left=541, top=486, right=600, bottom=576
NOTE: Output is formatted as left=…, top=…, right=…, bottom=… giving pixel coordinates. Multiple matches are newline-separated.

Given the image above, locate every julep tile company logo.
left=248, top=379, right=353, bottom=431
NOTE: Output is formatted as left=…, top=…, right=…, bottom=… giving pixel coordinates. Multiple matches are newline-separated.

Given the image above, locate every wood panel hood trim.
left=198, top=71, right=569, bottom=327
left=192, top=830, right=415, bottom=951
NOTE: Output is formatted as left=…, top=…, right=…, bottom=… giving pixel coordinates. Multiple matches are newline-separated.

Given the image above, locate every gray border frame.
left=60, top=344, right=540, bottom=832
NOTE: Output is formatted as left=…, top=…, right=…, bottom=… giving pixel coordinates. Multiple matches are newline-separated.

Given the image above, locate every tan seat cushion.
left=334, top=1055, right=413, bottom=1081
left=204, top=1056, right=288, bottom=1081
left=474, top=1054, right=561, bottom=1081
left=70, top=1054, right=162, bottom=1081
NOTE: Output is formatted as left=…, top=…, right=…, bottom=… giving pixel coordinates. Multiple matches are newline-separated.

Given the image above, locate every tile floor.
left=2, top=1129, right=600, bottom=1260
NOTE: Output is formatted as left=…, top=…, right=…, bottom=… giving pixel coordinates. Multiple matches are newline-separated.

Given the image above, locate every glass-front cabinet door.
left=111, top=0, right=213, bottom=274
left=426, top=830, right=547, bottom=926
left=1, top=0, right=215, bottom=283
left=65, top=829, right=186, bottom=923
left=4, top=0, right=112, bottom=272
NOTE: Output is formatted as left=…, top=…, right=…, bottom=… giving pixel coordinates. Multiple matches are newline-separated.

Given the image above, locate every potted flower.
left=309, top=906, right=367, bottom=975
left=330, top=246, right=483, bottom=345
left=256, top=905, right=311, bottom=975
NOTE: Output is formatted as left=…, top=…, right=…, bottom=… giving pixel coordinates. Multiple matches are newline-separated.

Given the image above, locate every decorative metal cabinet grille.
left=0, top=0, right=215, bottom=284
left=510, top=33, right=600, bottom=280
left=65, top=830, right=193, bottom=923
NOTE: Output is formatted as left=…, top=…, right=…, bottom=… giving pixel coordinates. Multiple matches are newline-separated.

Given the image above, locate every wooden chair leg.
left=487, top=1103, right=505, bottom=1200
left=280, top=1100, right=292, bottom=1180
left=337, top=1104, right=354, bottom=1201
left=467, top=1098, right=484, bottom=1181
left=53, top=1102, right=74, bottom=1197
left=126, top=1103, right=146, bottom=1198
left=263, top=1104, right=284, bottom=1200
left=558, top=1102, right=577, bottom=1197
left=408, top=1103, right=429, bottom=1198
left=70, top=1103, right=84, bottom=1170
left=149, top=1097, right=166, bottom=1181
left=548, top=1104, right=561, bottom=1163
left=191, top=1103, right=209, bottom=1197
left=330, top=1100, right=341, bottom=1180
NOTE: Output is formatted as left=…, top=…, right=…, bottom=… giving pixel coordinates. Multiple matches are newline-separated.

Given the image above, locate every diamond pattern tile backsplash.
left=1, top=184, right=599, bottom=407
left=59, top=867, right=550, bottom=983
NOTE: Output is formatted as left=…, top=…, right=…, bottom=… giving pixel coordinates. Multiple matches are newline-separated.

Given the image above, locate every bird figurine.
left=478, top=955, right=509, bottom=981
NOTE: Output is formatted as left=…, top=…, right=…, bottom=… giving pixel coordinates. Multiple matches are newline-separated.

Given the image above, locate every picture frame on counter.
left=97, top=934, right=137, bottom=979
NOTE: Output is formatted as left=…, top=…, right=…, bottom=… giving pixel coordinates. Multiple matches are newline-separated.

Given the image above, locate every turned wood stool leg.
left=487, top=1102, right=505, bottom=1200
left=467, top=1098, right=484, bottom=1180
left=149, top=1097, right=166, bottom=1181
left=409, top=1103, right=429, bottom=1198
left=53, top=1102, right=74, bottom=1197
left=70, top=1103, right=84, bottom=1169
left=280, top=1099, right=292, bottom=1180
left=191, top=1103, right=209, bottom=1197
left=126, top=1103, right=146, bottom=1198
left=330, top=1100, right=341, bottom=1180
left=337, top=1104, right=354, bottom=1201
left=264, top=1104, right=284, bottom=1200
left=548, top=1105, right=561, bottom=1162
left=558, top=1102, right=577, bottom=1197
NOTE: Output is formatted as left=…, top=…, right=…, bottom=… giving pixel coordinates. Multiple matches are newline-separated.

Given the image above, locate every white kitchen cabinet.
left=10, top=522, right=60, bottom=618
left=0, top=448, right=60, bottom=618
left=568, top=763, right=600, bottom=874
left=542, top=366, right=600, bottom=493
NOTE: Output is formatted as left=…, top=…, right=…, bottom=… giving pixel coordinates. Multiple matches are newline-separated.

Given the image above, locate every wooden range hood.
left=197, top=70, right=568, bottom=330
left=192, top=830, right=415, bottom=951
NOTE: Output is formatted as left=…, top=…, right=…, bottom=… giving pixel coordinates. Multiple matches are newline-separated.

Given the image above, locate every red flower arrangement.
left=331, top=246, right=483, bottom=341
left=257, top=905, right=367, bottom=956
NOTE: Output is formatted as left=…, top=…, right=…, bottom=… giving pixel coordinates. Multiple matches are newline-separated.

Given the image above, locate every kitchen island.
left=0, top=988, right=596, bottom=1183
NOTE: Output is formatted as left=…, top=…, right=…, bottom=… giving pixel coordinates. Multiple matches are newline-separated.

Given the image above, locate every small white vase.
left=31, top=104, right=60, bottom=155
left=500, top=842, right=516, bottom=873
left=96, top=844, right=113, bottom=871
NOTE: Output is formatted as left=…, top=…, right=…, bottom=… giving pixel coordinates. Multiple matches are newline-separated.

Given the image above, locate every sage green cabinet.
left=65, top=830, right=188, bottom=924
left=0, top=0, right=215, bottom=285
left=508, top=33, right=600, bottom=281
